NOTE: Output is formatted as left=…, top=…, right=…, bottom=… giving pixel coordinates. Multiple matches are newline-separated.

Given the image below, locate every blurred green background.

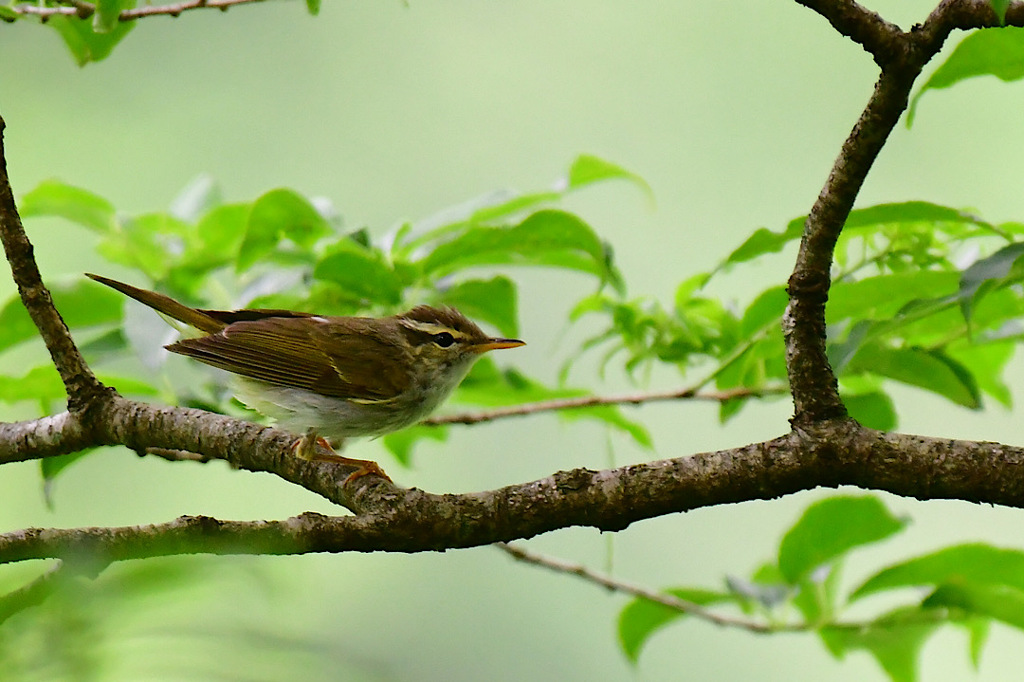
left=2, top=1, right=1024, bottom=679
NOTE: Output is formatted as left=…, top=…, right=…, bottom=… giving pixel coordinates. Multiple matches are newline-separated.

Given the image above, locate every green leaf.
left=721, top=201, right=988, bottom=270
left=618, top=588, right=731, bottom=663
left=843, top=391, right=897, bottom=431
left=739, top=286, right=787, bottom=337
left=237, top=189, right=332, bottom=271
left=47, top=15, right=135, bottom=66
left=778, top=495, right=907, bottom=584
left=313, top=241, right=403, bottom=305
left=957, top=241, right=1024, bottom=323
left=438, top=276, right=519, bottom=338
left=566, top=154, right=653, bottom=200
left=820, top=608, right=940, bottom=682
left=720, top=219, right=804, bottom=267
left=959, top=616, right=991, bottom=669
left=925, top=582, right=1024, bottom=630
left=990, top=0, right=1011, bottom=24
left=419, top=210, right=612, bottom=282
left=910, top=27, right=1024, bottom=125
left=94, top=0, right=132, bottom=33
left=381, top=425, right=449, bottom=467
left=828, top=271, right=960, bottom=324
left=946, top=341, right=1013, bottom=407
left=0, top=366, right=65, bottom=404
left=456, top=360, right=650, bottom=448
left=19, top=180, right=115, bottom=233
left=846, top=344, right=981, bottom=409
left=0, top=280, right=124, bottom=355
left=305, top=0, right=321, bottom=15
left=853, top=544, right=1024, bottom=601
left=0, top=6, right=21, bottom=22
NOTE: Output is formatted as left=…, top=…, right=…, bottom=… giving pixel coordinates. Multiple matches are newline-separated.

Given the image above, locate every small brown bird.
left=87, top=273, right=525, bottom=481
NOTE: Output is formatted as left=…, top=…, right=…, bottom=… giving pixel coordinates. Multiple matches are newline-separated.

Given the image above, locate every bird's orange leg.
left=291, top=429, right=392, bottom=484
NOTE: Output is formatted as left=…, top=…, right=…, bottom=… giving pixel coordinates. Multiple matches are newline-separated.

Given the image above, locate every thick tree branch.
left=783, top=0, right=1024, bottom=425
left=793, top=0, right=903, bottom=63
left=4, top=419, right=1024, bottom=568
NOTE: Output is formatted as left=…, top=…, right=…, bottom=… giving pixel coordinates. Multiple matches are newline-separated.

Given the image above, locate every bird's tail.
left=85, top=273, right=226, bottom=334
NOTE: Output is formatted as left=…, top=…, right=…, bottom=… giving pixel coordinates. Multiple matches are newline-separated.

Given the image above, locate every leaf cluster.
left=619, top=495, right=1024, bottom=682
left=571, top=200, right=1024, bottom=429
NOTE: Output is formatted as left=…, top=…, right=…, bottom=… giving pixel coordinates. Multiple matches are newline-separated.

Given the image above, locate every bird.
left=86, top=273, right=525, bottom=482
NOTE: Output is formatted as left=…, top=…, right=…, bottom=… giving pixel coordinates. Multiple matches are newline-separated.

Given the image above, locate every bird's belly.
left=232, top=378, right=434, bottom=442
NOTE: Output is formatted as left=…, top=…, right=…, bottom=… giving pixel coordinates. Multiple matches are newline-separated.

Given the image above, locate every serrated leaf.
left=438, top=276, right=519, bottom=338
left=618, top=588, right=731, bottom=663
left=19, top=180, right=115, bottom=233
left=909, top=27, right=1024, bottom=125
left=852, top=544, right=1024, bottom=601
left=237, top=189, right=332, bottom=271
left=47, top=15, right=134, bottom=66
left=846, top=344, right=981, bottom=409
left=778, top=496, right=907, bottom=584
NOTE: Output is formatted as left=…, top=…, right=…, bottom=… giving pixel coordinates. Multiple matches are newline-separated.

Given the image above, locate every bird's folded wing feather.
left=167, top=317, right=413, bottom=402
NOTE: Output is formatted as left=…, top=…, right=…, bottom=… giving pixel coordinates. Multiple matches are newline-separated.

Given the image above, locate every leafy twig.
left=425, top=385, right=787, bottom=426
left=496, top=542, right=791, bottom=632
left=11, top=0, right=266, bottom=21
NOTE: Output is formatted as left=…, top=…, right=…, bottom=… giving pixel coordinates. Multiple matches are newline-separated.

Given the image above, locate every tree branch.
left=11, top=0, right=267, bottom=22
left=496, top=542, right=792, bottom=633
left=425, top=385, right=787, bottom=426
left=781, top=0, right=1024, bottom=425
left=4, top=421, right=1024, bottom=567
left=793, top=0, right=903, bottom=64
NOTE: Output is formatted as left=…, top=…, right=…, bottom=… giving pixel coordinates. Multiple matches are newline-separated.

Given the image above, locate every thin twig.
left=425, top=385, right=787, bottom=426
left=496, top=542, right=954, bottom=637
left=12, top=0, right=265, bottom=21
left=496, top=542, right=794, bottom=633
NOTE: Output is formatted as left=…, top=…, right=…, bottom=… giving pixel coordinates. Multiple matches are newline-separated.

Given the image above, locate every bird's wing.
left=167, top=317, right=412, bottom=402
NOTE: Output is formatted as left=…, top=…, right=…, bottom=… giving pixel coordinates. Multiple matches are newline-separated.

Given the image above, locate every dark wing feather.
left=167, top=317, right=412, bottom=401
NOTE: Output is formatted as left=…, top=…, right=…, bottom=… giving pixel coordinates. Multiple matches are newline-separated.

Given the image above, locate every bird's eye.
left=432, top=332, right=456, bottom=348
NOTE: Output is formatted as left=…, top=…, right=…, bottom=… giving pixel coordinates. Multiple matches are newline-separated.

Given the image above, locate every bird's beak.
left=473, top=338, right=526, bottom=353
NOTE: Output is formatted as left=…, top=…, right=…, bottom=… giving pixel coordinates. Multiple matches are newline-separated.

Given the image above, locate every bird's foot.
left=291, top=429, right=392, bottom=484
